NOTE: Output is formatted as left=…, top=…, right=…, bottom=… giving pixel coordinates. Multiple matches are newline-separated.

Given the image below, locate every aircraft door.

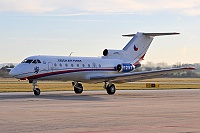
left=48, top=62, right=53, bottom=72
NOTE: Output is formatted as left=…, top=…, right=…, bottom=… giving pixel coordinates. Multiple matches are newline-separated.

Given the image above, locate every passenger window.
left=54, top=63, right=57, bottom=67
left=71, top=64, right=74, bottom=67
left=65, top=64, right=68, bottom=67
left=88, top=64, right=90, bottom=67
left=99, top=64, right=101, bottom=67
left=77, top=64, right=79, bottom=67
left=82, top=64, right=85, bottom=67
left=59, top=63, right=62, bottom=67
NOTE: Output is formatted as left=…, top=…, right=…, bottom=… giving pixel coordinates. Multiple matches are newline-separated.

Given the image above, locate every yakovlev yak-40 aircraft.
left=9, top=32, right=194, bottom=95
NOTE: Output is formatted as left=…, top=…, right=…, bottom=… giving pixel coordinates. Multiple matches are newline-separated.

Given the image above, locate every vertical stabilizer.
left=122, top=32, right=153, bottom=63
left=122, top=32, right=179, bottom=64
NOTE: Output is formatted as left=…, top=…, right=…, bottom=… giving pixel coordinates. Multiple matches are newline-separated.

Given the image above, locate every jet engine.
left=103, top=49, right=126, bottom=58
left=116, top=63, right=135, bottom=73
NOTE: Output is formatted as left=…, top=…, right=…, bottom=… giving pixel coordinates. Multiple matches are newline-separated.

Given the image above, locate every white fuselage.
left=10, top=55, right=123, bottom=83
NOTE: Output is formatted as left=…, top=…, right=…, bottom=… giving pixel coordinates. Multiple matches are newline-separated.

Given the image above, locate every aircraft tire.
left=106, top=84, right=116, bottom=95
left=74, top=83, right=83, bottom=94
left=34, top=88, right=40, bottom=95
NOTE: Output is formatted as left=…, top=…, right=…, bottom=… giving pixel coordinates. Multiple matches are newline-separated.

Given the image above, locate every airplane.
left=9, top=32, right=195, bottom=95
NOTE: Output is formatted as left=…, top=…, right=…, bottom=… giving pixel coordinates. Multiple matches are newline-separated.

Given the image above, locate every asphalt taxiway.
left=0, top=89, right=200, bottom=133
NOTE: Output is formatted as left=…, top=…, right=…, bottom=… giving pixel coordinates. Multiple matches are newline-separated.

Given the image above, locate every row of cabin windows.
left=54, top=63, right=101, bottom=68
left=21, top=59, right=102, bottom=68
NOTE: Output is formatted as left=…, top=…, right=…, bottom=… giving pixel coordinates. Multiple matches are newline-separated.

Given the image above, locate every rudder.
left=122, top=32, right=154, bottom=63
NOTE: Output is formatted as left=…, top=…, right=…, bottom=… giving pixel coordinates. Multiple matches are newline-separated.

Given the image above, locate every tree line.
left=135, top=62, right=199, bottom=78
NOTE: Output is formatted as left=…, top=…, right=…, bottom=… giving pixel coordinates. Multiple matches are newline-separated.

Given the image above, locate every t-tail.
left=102, top=32, right=180, bottom=67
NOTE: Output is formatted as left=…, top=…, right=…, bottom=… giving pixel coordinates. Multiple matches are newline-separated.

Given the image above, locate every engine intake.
left=103, top=49, right=125, bottom=57
left=116, top=63, right=135, bottom=73
left=103, top=49, right=109, bottom=56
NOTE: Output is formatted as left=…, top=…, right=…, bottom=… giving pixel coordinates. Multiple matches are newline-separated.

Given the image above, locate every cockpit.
left=21, top=59, right=41, bottom=64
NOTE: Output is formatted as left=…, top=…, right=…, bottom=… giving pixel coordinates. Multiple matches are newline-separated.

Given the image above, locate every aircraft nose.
left=9, top=65, right=26, bottom=79
left=9, top=66, right=20, bottom=78
left=9, top=68, right=16, bottom=77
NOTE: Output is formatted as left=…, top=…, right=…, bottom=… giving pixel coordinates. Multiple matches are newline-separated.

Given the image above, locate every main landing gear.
left=72, top=81, right=116, bottom=95
left=104, top=82, right=116, bottom=95
left=72, top=82, right=83, bottom=94
left=30, top=80, right=41, bottom=96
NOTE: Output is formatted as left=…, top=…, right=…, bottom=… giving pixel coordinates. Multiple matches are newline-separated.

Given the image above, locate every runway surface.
left=0, top=89, right=200, bottom=133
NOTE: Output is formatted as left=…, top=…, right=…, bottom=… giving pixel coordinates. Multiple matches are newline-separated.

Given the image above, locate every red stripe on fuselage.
left=27, top=68, right=115, bottom=80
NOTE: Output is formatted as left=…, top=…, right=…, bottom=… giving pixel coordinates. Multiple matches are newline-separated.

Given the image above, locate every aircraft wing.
left=90, top=67, right=195, bottom=83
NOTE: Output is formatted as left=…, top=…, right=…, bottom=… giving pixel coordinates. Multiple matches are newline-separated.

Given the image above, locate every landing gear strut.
left=32, top=80, right=40, bottom=95
left=72, top=82, right=83, bottom=94
left=104, top=82, right=116, bottom=95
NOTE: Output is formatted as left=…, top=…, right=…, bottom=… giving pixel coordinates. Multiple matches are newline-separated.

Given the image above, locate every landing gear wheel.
left=74, top=83, right=83, bottom=94
left=32, top=80, right=40, bottom=96
left=106, top=84, right=116, bottom=95
left=34, top=88, right=40, bottom=95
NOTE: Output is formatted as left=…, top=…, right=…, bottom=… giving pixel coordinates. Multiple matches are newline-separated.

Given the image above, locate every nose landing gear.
left=32, top=80, right=40, bottom=95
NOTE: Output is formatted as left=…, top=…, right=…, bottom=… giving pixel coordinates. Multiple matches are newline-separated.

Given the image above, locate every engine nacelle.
left=103, top=49, right=126, bottom=57
left=116, top=63, right=135, bottom=73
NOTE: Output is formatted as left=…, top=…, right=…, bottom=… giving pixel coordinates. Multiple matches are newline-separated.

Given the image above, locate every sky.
left=0, top=0, right=200, bottom=65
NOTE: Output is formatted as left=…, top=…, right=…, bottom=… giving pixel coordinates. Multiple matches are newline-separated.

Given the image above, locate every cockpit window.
left=21, top=59, right=32, bottom=63
left=21, top=59, right=41, bottom=64
left=24, top=59, right=33, bottom=64
left=32, top=60, right=37, bottom=64
left=21, top=59, right=27, bottom=63
left=26, top=60, right=33, bottom=64
left=37, top=59, right=41, bottom=63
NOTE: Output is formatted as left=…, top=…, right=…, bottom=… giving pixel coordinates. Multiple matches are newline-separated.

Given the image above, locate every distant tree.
left=144, top=67, right=153, bottom=71
left=156, top=66, right=162, bottom=70
left=1, top=64, right=15, bottom=70
left=0, top=64, right=15, bottom=78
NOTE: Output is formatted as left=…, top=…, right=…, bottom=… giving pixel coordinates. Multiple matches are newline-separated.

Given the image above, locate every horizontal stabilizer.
left=122, top=32, right=180, bottom=37
left=122, top=34, right=136, bottom=37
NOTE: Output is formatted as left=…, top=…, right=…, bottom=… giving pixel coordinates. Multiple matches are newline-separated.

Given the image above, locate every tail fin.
left=122, top=32, right=180, bottom=64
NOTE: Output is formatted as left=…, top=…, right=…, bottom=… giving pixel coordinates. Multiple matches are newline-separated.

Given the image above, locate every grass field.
left=0, top=78, right=200, bottom=92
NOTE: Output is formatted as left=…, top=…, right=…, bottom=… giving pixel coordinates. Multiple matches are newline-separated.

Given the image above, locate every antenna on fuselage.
left=69, top=52, right=73, bottom=56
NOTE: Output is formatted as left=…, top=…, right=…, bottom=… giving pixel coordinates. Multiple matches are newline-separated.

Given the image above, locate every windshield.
left=21, top=59, right=41, bottom=64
